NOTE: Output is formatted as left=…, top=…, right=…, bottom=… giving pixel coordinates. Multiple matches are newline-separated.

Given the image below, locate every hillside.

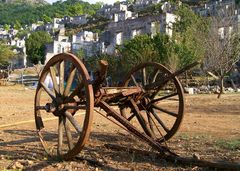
left=0, top=0, right=48, bottom=5
left=0, top=0, right=101, bottom=25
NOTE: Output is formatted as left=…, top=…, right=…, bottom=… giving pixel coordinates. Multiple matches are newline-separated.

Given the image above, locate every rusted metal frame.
left=145, top=61, right=199, bottom=91
left=102, top=87, right=142, bottom=96
left=92, top=60, right=108, bottom=93
left=98, top=100, right=167, bottom=153
left=98, top=87, right=142, bottom=103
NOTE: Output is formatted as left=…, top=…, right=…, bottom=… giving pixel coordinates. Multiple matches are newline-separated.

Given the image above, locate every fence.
left=9, top=74, right=39, bottom=86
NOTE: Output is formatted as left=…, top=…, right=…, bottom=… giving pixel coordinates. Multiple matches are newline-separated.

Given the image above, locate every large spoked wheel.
left=34, top=53, right=94, bottom=160
left=121, top=62, right=184, bottom=143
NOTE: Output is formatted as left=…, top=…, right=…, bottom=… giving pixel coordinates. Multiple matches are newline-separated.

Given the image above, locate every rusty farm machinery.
left=34, top=53, right=240, bottom=169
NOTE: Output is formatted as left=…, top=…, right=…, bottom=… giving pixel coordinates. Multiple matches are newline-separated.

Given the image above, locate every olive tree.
left=0, top=43, right=14, bottom=66
left=26, top=31, right=52, bottom=65
left=203, top=10, right=240, bottom=98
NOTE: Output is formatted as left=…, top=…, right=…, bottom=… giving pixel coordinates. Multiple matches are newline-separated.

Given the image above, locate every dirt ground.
left=0, top=85, right=239, bottom=171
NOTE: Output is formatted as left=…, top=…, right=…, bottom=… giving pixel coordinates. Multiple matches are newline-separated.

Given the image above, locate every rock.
left=26, top=160, right=34, bottom=165
left=185, top=87, right=194, bottom=94
left=226, top=87, right=234, bottom=92
left=0, top=155, right=5, bottom=160
left=192, top=166, right=199, bottom=170
left=56, top=163, right=63, bottom=169
left=8, top=161, right=24, bottom=170
left=193, top=153, right=201, bottom=160
left=31, top=153, right=37, bottom=158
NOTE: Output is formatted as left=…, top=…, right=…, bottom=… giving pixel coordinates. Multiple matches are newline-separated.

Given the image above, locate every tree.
left=118, top=33, right=179, bottom=73
left=117, top=34, right=158, bottom=72
left=173, top=5, right=207, bottom=68
left=75, top=48, right=85, bottom=60
left=126, top=0, right=134, bottom=4
left=14, top=20, right=22, bottom=30
left=0, top=43, right=14, bottom=66
left=86, top=54, right=120, bottom=84
left=42, top=14, right=52, bottom=24
left=26, top=31, right=52, bottom=65
left=203, top=10, right=240, bottom=98
left=69, top=3, right=84, bottom=16
left=3, top=24, right=10, bottom=31
left=153, top=33, right=176, bottom=69
left=171, top=4, right=209, bottom=87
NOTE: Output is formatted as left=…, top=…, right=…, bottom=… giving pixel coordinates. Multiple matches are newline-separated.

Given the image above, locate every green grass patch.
left=216, top=139, right=240, bottom=151
left=177, top=133, right=190, bottom=140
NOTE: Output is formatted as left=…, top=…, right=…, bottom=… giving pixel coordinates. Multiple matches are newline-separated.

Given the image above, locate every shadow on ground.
left=0, top=129, right=182, bottom=170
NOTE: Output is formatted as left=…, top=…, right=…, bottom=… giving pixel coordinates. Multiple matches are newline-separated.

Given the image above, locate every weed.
left=216, top=139, right=240, bottom=151
left=178, top=133, right=190, bottom=140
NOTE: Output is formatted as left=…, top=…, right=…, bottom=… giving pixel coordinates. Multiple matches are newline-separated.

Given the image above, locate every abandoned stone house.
left=193, top=0, right=236, bottom=17
left=96, top=3, right=133, bottom=20
left=100, top=12, right=176, bottom=55
left=72, top=31, right=99, bottom=58
left=113, top=10, right=132, bottom=22
left=45, top=29, right=71, bottom=63
left=192, top=0, right=240, bottom=41
left=134, top=0, right=162, bottom=10
left=71, top=15, right=88, bottom=25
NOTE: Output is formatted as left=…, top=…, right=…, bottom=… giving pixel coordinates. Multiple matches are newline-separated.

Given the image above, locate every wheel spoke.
left=64, top=105, right=86, bottom=110
left=65, top=111, right=82, bottom=134
left=58, top=116, right=64, bottom=156
left=69, top=82, right=84, bottom=99
left=50, top=66, right=59, bottom=95
left=35, top=53, right=94, bottom=159
left=152, top=104, right=178, bottom=117
left=150, top=108, right=170, bottom=132
left=64, top=64, right=76, bottom=97
left=35, top=106, right=47, bottom=110
left=40, top=82, right=56, bottom=101
left=130, top=99, right=155, bottom=138
left=151, top=69, right=159, bottom=83
left=131, top=74, right=138, bottom=86
left=35, top=114, right=44, bottom=130
left=63, top=116, right=74, bottom=150
left=142, top=67, right=147, bottom=86
left=127, top=113, right=135, bottom=121
left=122, top=62, right=184, bottom=143
left=147, top=111, right=154, bottom=131
left=59, top=60, right=65, bottom=95
left=150, top=92, right=178, bottom=104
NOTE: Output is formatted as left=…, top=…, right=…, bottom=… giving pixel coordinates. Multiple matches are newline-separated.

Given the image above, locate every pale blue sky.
left=46, top=0, right=116, bottom=4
